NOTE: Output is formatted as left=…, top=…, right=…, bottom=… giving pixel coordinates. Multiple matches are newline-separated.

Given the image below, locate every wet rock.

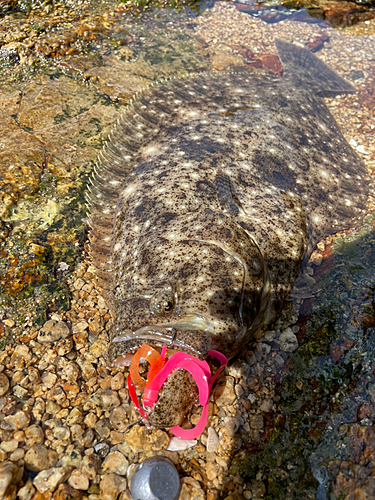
left=24, top=444, right=58, bottom=472
left=311, top=251, right=323, bottom=266
left=102, top=451, right=129, bottom=476
left=0, top=115, right=45, bottom=218
left=206, top=427, right=220, bottom=453
left=223, top=417, right=240, bottom=437
left=4, top=410, right=30, bottom=430
left=99, top=473, right=127, bottom=500
left=228, top=360, right=250, bottom=380
left=124, top=425, right=169, bottom=453
left=38, top=320, right=70, bottom=343
left=0, top=373, right=10, bottom=397
left=259, top=399, right=273, bottom=413
left=33, top=466, right=71, bottom=494
left=279, top=328, right=299, bottom=352
left=250, top=415, right=264, bottom=430
left=179, top=477, right=205, bottom=500
left=68, top=469, right=89, bottom=491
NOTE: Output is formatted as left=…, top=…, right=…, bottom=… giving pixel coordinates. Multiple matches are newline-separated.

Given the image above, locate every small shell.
left=167, top=437, right=197, bottom=451
left=206, top=427, right=219, bottom=453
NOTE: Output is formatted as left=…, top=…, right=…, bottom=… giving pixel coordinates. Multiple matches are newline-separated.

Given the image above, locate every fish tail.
left=275, top=39, right=356, bottom=96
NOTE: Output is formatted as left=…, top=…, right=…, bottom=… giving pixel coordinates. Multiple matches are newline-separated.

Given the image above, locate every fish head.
left=108, top=209, right=270, bottom=427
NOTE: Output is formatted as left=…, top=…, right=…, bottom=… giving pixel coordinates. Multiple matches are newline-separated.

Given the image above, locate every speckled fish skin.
left=88, top=40, right=369, bottom=427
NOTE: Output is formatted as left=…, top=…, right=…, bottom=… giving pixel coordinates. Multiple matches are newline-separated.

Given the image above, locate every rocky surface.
left=0, top=0, right=375, bottom=499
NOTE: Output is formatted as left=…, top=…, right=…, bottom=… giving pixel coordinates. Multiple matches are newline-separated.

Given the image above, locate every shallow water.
left=1, top=1, right=375, bottom=498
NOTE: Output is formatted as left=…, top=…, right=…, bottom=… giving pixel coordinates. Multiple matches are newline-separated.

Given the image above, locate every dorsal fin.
left=275, top=39, right=356, bottom=96
left=87, top=74, right=203, bottom=300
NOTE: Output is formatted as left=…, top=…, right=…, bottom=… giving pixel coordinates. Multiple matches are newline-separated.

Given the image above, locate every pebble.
left=279, top=329, right=299, bottom=352
left=17, top=479, right=35, bottom=500
left=4, top=410, right=30, bottom=430
left=62, top=362, right=81, bottom=382
left=311, top=252, right=323, bottom=266
left=256, top=342, right=271, bottom=356
left=102, top=451, right=129, bottom=475
left=206, top=427, right=220, bottom=453
left=25, top=425, right=44, bottom=447
left=213, top=376, right=236, bottom=405
left=99, top=473, right=127, bottom=500
left=100, top=389, right=121, bottom=409
left=228, top=360, right=250, bottom=380
left=223, top=416, right=240, bottom=437
left=79, top=455, right=99, bottom=480
left=259, top=398, right=273, bottom=413
left=206, top=462, right=219, bottom=481
left=124, top=425, right=169, bottom=453
left=24, top=444, right=58, bottom=472
left=111, top=372, right=125, bottom=390
left=0, top=439, right=18, bottom=452
left=0, top=372, right=9, bottom=396
left=33, top=466, right=71, bottom=493
left=66, top=408, right=83, bottom=426
left=250, top=415, right=264, bottom=430
left=167, top=437, right=197, bottom=451
left=53, top=425, right=70, bottom=440
left=58, top=449, right=82, bottom=468
left=10, top=448, right=25, bottom=461
left=0, top=461, right=18, bottom=498
left=37, top=319, right=70, bottom=343
left=72, top=320, right=89, bottom=333
left=179, top=477, right=205, bottom=500
left=41, top=371, right=58, bottom=388
left=84, top=412, right=98, bottom=428
left=68, top=469, right=90, bottom=490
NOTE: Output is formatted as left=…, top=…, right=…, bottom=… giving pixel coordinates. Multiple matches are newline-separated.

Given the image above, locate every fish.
left=87, top=40, right=369, bottom=427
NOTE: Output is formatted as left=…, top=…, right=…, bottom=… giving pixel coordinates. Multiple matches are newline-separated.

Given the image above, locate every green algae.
left=0, top=3, right=208, bottom=328
left=234, top=217, right=375, bottom=498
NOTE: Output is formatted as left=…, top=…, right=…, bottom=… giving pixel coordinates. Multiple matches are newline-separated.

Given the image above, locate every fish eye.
left=151, top=292, right=175, bottom=316
left=163, top=300, right=174, bottom=313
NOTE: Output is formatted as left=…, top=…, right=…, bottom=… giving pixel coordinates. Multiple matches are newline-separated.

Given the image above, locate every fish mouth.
left=111, top=313, right=214, bottom=361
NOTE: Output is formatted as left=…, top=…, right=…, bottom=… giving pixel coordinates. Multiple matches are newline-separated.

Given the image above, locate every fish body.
left=88, top=40, right=368, bottom=427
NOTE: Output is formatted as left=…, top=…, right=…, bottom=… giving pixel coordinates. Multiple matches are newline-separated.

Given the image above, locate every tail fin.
left=275, top=39, right=356, bottom=96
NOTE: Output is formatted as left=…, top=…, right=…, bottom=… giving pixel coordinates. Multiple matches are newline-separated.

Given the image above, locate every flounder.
left=88, top=40, right=369, bottom=427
